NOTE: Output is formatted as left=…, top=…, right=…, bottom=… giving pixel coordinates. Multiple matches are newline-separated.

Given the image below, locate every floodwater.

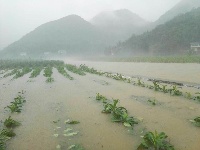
left=0, top=62, right=200, bottom=150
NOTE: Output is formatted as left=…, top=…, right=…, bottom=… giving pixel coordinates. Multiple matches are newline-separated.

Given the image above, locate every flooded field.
left=0, top=60, right=200, bottom=150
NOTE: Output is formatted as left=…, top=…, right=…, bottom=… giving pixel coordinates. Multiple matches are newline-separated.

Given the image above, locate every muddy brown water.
left=0, top=62, right=200, bottom=150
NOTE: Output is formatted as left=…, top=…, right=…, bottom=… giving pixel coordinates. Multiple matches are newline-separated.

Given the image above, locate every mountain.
left=0, top=15, right=106, bottom=58
left=1, top=9, right=150, bottom=58
left=155, top=0, right=200, bottom=25
left=90, top=9, right=150, bottom=43
left=111, top=8, right=200, bottom=56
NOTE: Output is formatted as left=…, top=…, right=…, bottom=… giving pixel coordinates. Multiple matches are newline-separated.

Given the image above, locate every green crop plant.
left=190, top=117, right=200, bottom=127
left=6, top=104, right=22, bottom=113
left=153, top=81, right=161, bottom=91
left=0, top=129, right=11, bottom=150
left=193, top=92, right=200, bottom=101
left=169, top=86, right=182, bottom=96
left=137, top=131, right=174, bottom=150
left=102, top=99, right=121, bottom=114
left=161, top=85, right=168, bottom=93
left=111, top=106, right=128, bottom=122
left=79, top=64, right=104, bottom=75
left=113, top=112, right=138, bottom=127
left=148, top=99, right=156, bottom=106
left=56, top=66, right=73, bottom=80
left=12, top=95, right=26, bottom=105
left=29, top=67, right=42, bottom=78
left=136, top=78, right=145, bottom=87
left=6, top=94, right=25, bottom=113
left=0, top=129, right=16, bottom=138
left=96, top=93, right=107, bottom=102
left=4, top=116, right=21, bottom=128
left=3, top=69, right=19, bottom=78
left=112, top=73, right=125, bottom=81
left=184, top=92, right=192, bottom=99
left=66, top=64, right=85, bottom=76
left=46, top=77, right=54, bottom=83
left=68, top=144, right=85, bottom=150
left=66, top=121, right=80, bottom=125
left=43, top=66, right=53, bottom=77
left=13, top=67, right=32, bottom=79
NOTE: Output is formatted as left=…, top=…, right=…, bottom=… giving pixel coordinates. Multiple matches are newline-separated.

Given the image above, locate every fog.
left=0, top=0, right=181, bottom=50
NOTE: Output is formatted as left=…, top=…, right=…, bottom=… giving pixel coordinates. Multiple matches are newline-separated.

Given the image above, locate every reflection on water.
left=0, top=62, right=200, bottom=150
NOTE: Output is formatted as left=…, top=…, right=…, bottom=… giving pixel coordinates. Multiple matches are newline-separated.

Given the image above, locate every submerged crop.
left=137, top=131, right=174, bottom=150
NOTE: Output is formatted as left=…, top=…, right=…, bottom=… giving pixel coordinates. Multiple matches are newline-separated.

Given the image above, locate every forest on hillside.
left=111, top=8, right=200, bottom=56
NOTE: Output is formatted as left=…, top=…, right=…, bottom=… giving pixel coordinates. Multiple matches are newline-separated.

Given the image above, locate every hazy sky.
left=0, top=0, right=181, bottom=50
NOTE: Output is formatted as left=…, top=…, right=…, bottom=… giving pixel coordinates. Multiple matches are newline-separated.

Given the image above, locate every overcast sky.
left=0, top=0, right=181, bottom=50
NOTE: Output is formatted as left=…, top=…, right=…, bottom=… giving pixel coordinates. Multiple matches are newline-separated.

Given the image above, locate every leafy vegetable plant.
left=4, top=116, right=21, bottom=128
left=137, top=131, right=174, bottom=150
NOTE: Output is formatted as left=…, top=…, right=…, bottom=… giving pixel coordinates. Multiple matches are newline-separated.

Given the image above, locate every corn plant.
left=137, top=131, right=174, bottom=150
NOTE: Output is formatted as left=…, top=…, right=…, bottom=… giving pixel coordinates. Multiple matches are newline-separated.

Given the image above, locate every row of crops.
left=0, top=90, right=85, bottom=150
left=0, top=60, right=200, bottom=150
left=0, top=91, right=26, bottom=150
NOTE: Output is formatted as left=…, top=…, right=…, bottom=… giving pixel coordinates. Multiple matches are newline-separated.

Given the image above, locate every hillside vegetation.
left=112, top=8, right=200, bottom=56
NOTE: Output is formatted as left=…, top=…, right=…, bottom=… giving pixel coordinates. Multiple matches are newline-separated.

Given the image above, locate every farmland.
left=0, top=60, right=200, bottom=150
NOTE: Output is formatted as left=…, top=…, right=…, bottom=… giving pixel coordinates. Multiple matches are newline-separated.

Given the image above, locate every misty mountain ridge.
left=155, top=0, right=200, bottom=25
left=1, top=9, right=150, bottom=58
left=111, top=7, right=200, bottom=56
left=90, top=9, right=150, bottom=40
left=91, top=9, right=149, bottom=27
left=1, top=14, right=107, bottom=58
left=1, top=2, right=200, bottom=58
